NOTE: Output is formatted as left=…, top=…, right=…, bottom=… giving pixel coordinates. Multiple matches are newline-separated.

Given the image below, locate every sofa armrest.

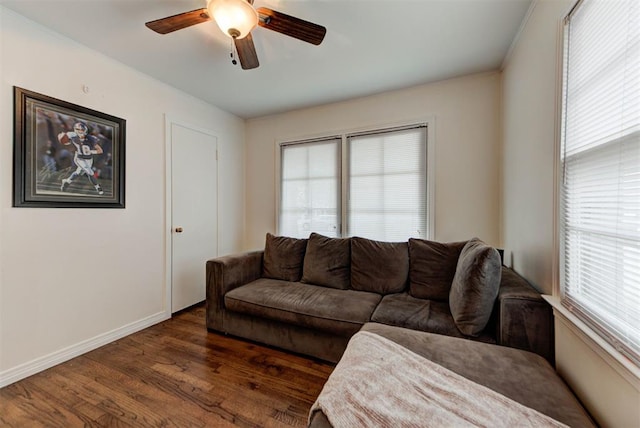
left=495, top=267, right=554, bottom=364
left=205, top=250, right=264, bottom=330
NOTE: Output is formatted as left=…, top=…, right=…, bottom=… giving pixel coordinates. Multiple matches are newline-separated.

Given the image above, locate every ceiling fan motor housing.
left=208, top=0, right=258, bottom=40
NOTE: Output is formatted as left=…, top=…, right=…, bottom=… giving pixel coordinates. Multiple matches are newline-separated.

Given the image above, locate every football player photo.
left=57, top=121, right=107, bottom=196
left=13, top=87, right=125, bottom=208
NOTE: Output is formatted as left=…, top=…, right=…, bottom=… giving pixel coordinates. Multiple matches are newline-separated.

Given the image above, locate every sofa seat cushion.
left=371, top=293, right=495, bottom=344
left=225, top=278, right=381, bottom=336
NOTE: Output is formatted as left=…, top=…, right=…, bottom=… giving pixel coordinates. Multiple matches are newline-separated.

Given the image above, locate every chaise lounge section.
left=309, top=323, right=595, bottom=427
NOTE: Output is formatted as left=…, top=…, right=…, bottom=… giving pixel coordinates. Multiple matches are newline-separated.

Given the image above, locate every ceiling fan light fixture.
left=207, top=0, right=258, bottom=39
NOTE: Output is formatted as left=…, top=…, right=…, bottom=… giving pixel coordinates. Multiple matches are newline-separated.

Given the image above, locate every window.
left=279, top=137, right=341, bottom=238
left=560, top=0, right=640, bottom=364
left=347, top=127, right=427, bottom=241
left=278, top=124, right=430, bottom=242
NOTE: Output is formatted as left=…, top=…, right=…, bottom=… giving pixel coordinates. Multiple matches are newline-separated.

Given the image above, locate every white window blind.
left=560, top=0, right=640, bottom=364
left=279, top=138, right=340, bottom=238
left=347, top=126, right=427, bottom=241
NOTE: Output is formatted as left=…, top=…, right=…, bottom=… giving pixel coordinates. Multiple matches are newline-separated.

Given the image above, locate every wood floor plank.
left=78, top=345, right=244, bottom=425
left=0, top=397, right=48, bottom=428
left=63, top=340, right=268, bottom=427
left=142, top=332, right=329, bottom=399
left=51, top=362, right=188, bottom=427
left=0, top=303, right=334, bottom=427
left=0, top=380, right=92, bottom=427
left=147, top=323, right=333, bottom=384
left=119, top=323, right=331, bottom=406
left=18, top=372, right=108, bottom=427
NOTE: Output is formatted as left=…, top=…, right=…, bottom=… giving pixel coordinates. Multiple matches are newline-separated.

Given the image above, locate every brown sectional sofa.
left=206, top=232, right=594, bottom=426
left=205, top=232, right=554, bottom=363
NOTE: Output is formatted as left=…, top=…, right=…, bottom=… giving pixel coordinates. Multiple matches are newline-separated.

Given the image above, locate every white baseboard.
left=0, top=311, right=169, bottom=388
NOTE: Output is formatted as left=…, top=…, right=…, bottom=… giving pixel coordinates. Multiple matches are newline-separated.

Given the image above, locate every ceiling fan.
left=145, top=0, right=326, bottom=70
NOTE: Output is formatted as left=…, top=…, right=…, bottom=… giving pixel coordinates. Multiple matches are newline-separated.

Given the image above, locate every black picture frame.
left=13, top=87, right=126, bottom=208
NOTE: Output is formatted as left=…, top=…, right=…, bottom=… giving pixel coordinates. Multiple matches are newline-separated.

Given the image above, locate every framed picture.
left=13, top=87, right=125, bottom=208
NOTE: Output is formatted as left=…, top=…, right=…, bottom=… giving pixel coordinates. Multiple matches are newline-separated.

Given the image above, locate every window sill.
left=543, top=295, right=640, bottom=388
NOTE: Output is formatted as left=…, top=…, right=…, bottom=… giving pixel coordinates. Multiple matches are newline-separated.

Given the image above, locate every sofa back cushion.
left=408, top=239, right=467, bottom=301
left=351, top=237, right=409, bottom=294
left=301, top=233, right=351, bottom=289
left=262, top=233, right=308, bottom=281
left=449, top=238, right=502, bottom=336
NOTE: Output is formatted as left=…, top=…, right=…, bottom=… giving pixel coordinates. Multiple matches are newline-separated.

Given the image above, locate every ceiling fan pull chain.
left=230, top=38, right=238, bottom=66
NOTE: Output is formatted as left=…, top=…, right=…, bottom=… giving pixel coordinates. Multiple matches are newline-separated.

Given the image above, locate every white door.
left=170, top=121, right=218, bottom=313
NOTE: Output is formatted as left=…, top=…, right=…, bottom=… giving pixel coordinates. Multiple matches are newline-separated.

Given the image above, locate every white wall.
left=502, top=1, right=640, bottom=426
left=245, top=72, right=502, bottom=250
left=0, top=7, right=245, bottom=385
left=502, top=0, right=569, bottom=293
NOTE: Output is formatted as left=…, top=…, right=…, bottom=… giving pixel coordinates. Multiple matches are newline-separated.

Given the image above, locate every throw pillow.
left=262, top=233, right=307, bottom=282
left=449, top=238, right=502, bottom=337
left=301, top=233, right=351, bottom=290
left=408, top=238, right=467, bottom=301
left=351, top=237, right=409, bottom=294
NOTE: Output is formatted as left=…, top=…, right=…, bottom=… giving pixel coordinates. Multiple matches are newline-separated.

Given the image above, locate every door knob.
left=175, top=227, right=183, bottom=233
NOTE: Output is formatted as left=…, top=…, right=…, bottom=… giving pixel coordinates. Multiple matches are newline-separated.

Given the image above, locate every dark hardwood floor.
left=0, top=304, right=334, bottom=427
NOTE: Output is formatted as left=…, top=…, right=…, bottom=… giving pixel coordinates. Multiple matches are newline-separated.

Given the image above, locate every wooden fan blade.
left=256, top=7, right=326, bottom=45
left=145, top=8, right=210, bottom=34
left=234, top=33, right=260, bottom=70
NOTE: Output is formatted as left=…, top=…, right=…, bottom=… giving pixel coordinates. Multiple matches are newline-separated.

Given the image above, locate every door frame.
left=164, top=115, right=219, bottom=317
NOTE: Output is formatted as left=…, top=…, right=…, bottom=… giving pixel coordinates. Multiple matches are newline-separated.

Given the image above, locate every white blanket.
left=310, top=331, right=568, bottom=428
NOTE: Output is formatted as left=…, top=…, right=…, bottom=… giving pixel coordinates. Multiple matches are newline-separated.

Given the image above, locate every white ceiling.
left=0, top=0, right=532, bottom=119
